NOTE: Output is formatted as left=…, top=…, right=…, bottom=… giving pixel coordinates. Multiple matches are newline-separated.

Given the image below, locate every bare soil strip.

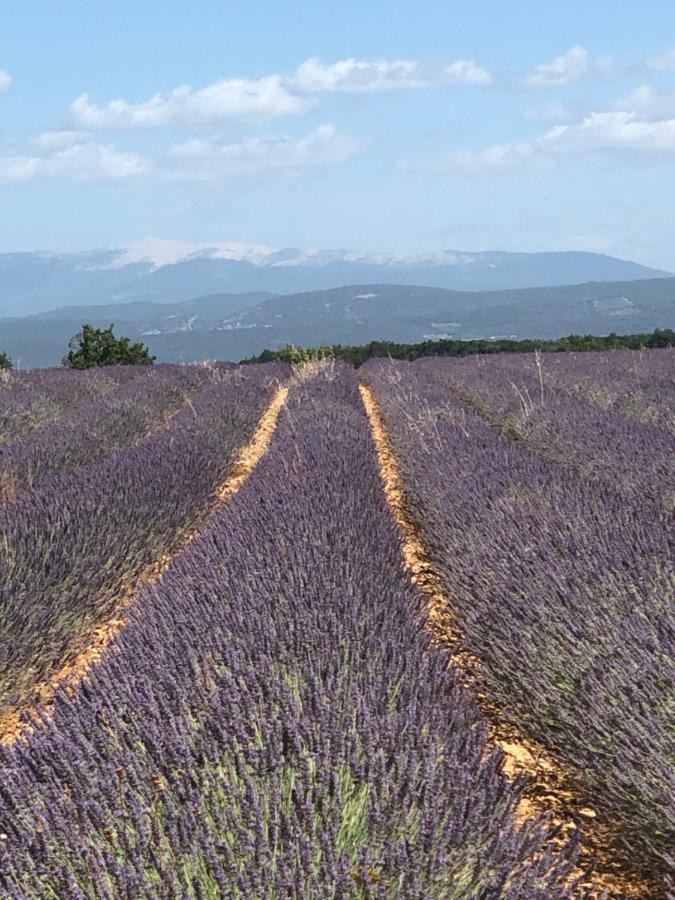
left=359, top=382, right=657, bottom=900
left=0, top=385, right=289, bottom=747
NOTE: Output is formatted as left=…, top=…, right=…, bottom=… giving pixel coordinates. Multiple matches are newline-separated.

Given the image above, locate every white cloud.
left=70, top=76, right=309, bottom=129
left=444, top=60, right=493, bottom=86
left=169, top=124, right=362, bottom=177
left=292, top=57, right=427, bottom=92
left=32, top=130, right=92, bottom=149
left=412, top=110, right=675, bottom=173
left=0, top=141, right=149, bottom=184
left=542, top=111, right=675, bottom=154
left=67, top=57, right=493, bottom=133
left=646, top=48, right=675, bottom=71
left=616, top=84, right=675, bottom=119
left=0, top=70, right=11, bottom=92
left=524, top=45, right=608, bottom=87
left=291, top=56, right=492, bottom=92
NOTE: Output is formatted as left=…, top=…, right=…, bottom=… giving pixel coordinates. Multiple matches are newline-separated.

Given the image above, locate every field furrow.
left=0, top=365, right=582, bottom=899
left=0, top=364, right=289, bottom=724
left=359, top=380, right=656, bottom=900
left=0, top=381, right=288, bottom=745
left=362, top=358, right=674, bottom=894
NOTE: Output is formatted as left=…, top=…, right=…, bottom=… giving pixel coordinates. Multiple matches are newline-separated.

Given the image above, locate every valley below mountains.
left=2, top=277, right=675, bottom=367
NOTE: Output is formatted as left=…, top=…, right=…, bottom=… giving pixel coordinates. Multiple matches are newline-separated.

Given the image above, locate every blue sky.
left=2, top=0, right=675, bottom=267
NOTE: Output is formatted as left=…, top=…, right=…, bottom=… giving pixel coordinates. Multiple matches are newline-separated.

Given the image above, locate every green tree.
left=0, top=351, right=12, bottom=371
left=63, top=324, right=155, bottom=369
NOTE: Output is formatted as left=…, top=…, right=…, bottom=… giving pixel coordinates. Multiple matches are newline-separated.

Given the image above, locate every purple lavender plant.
left=0, top=366, right=142, bottom=444
left=363, top=355, right=674, bottom=881
left=0, top=364, right=287, bottom=716
left=0, top=365, right=580, bottom=898
left=0, top=364, right=214, bottom=502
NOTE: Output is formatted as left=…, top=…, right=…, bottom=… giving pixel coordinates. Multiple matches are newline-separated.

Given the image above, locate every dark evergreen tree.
left=63, top=324, right=155, bottom=369
left=0, top=351, right=12, bottom=371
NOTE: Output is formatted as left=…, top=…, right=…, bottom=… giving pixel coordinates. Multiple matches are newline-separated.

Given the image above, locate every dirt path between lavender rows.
left=0, top=385, right=289, bottom=747
left=359, top=382, right=658, bottom=900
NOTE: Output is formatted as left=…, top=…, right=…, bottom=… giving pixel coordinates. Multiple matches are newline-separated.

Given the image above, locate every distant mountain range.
left=0, top=239, right=670, bottom=318
left=2, top=278, right=674, bottom=368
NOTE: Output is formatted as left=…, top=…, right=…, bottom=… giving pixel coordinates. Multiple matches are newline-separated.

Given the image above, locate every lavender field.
left=0, top=350, right=672, bottom=899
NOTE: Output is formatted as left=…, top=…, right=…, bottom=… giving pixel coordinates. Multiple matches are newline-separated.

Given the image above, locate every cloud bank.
left=291, top=57, right=492, bottom=92
left=169, top=124, right=362, bottom=177
left=524, top=45, right=613, bottom=87
left=70, top=76, right=310, bottom=129
left=8, top=45, right=675, bottom=188
left=0, top=141, right=149, bottom=184
left=413, top=110, right=675, bottom=173
left=70, top=56, right=494, bottom=132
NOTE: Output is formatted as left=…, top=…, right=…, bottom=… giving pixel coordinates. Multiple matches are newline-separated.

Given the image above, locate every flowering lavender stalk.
left=0, top=365, right=580, bottom=898
left=0, top=366, right=142, bottom=444
left=538, top=347, right=674, bottom=431
left=0, top=364, right=287, bottom=717
left=363, top=356, right=674, bottom=880
left=423, top=350, right=675, bottom=502
left=0, top=364, right=215, bottom=502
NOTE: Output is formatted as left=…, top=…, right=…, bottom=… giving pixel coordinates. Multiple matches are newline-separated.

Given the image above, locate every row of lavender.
left=428, top=350, right=674, bottom=502
left=436, top=348, right=674, bottom=422
left=0, top=364, right=287, bottom=718
left=0, top=366, right=581, bottom=898
left=362, top=357, right=674, bottom=882
left=0, top=365, right=217, bottom=503
left=0, top=367, right=142, bottom=443
left=540, top=348, right=674, bottom=432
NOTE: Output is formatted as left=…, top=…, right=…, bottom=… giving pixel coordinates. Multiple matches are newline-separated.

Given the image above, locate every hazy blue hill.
left=2, top=278, right=674, bottom=368
left=32, top=291, right=272, bottom=323
left=0, top=252, right=151, bottom=316
left=229, top=278, right=675, bottom=337
left=0, top=248, right=669, bottom=317
left=0, top=293, right=271, bottom=368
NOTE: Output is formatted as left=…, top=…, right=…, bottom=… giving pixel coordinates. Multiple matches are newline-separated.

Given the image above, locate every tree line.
left=1, top=325, right=672, bottom=372
left=242, top=329, right=675, bottom=368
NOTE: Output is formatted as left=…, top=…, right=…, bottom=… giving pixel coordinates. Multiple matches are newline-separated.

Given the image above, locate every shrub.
left=63, top=324, right=155, bottom=369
